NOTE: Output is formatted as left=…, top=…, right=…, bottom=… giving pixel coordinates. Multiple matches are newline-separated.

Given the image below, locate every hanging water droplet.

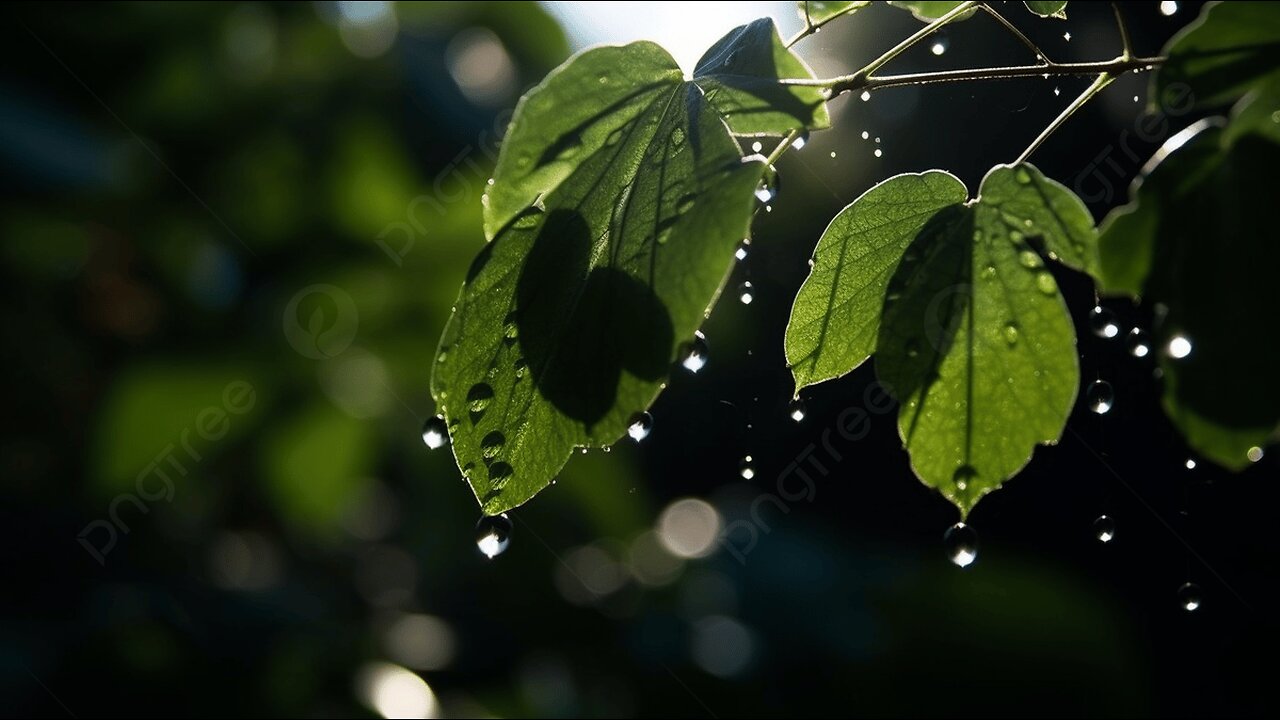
left=739, top=455, right=755, bottom=480
left=930, top=35, right=948, bottom=56
left=680, top=332, right=709, bottom=373
left=1185, top=458, right=1197, bottom=470
left=874, top=149, right=883, bottom=158
left=829, top=151, right=837, bottom=159
left=1133, top=95, right=1140, bottom=103
left=735, top=239, right=750, bottom=261
left=860, top=90, right=871, bottom=102
left=1177, top=582, right=1202, bottom=611
left=421, top=416, right=448, bottom=449
left=1126, top=328, right=1151, bottom=357
left=475, top=514, right=512, bottom=559
left=751, top=140, right=763, bottom=153
left=792, top=131, right=809, bottom=150
left=1093, top=514, right=1116, bottom=543
left=1087, top=380, right=1114, bottom=414
left=788, top=398, right=806, bottom=422
left=502, top=313, right=519, bottom=345
left=754, top=172, right=778, bottom=203
left=627, top=411, right=653, bottom=442
left=1089, top=306, right=1120, bottom=339
left=738, top=281, right=754, bottom=305
left=861, top=131, right=870, bottom=140
left=944, top=522, right=978, bottom=568
left=1167, top=334, right=1193, bottom=359
left=874, top=136, right=881, bottom=144
left=1160, top=0, right=1179, bottom=15
left=1063, top=31, right=1071, bottom=41
left=1247, top=446, right=1265, bottom=463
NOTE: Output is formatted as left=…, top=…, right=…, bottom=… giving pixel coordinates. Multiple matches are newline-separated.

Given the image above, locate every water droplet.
left=680, top=332, right=709, bottom=373
left=1247, top=446, right=1265, bottom=463
left=503, top=313, right=519, bottom=345
left=1089, top=306, right=1120, bottom=339
left=1019, top=249, right=1042, bottom=269
left=1167, top=334, right=1193, bottom=359
left=981, top=264, right=997, bottom=280
left=751, top=140, right=763, bottom=153
left=1015, top=167, right=1031, bottom=184
left=475, top=514, right=512, bottom=559
left=874, top=136, right=881, bottom=144
left=1035, top=271, right=1056, bottom=295
left=1063, top=31, right=1071, bottom=42
left=874, top=148, right=883, bottom=158
left=421, top=416, right=448, bottom=449
left=860, top=90, right=871, bottom=102
left=735, top=240, right=750, bottom=261
left=1185, top=458, right=1197, bottom=470
left=788, top=398, right=806, bottom=422
left=627, top=412, right=653, bottom=441
left=1053, top=86, right=1061, bottom=97
left=1003, top=322, right=1019, bottom=345
left=1160, top=1, right=1179, bottom=16
left=467, top=384, right=494, bottom=421
left=1126, top=328, right=1151, bottom=357
left=738, top=281, right=754, bottom=305
left=930, top=36, right=948, bottom=56
left=1087, top=380, right=1114, bottom=414
left=829, top=151, right=837, bottom=159
left=1094, top=514, right=1116, bottom=543
left=755, top=180, right=777, bottom=204
left=436, top=350, right=449, bottom=364
left=861, top=130, right=870, bottom=140
left=1133, top=95, right=1140, bottom=103
left=739, top=455, right=755, bottom=480
left=792, top=131, right=809, bottom=150
left=952, top=464, right=977, bottom=492
left=944, top=522, right=978, bottom=568
left=481, top=431, right=506, bottom=460
left=1177, top=582, right=1202, bottom=611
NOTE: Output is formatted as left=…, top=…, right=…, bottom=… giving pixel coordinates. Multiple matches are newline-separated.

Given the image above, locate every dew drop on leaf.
left=873, top=149, right=882, bottom=158
left=1177, top=582, right=1202, bottom=612
left=1003, top=322, right=1019, bottom=346
left=627, top=411, right=653, bottom=442
left=1094, top=514, right=1116, bottom=543
left=751, top=140, right=764, bottom=153
left=1019, top=250, right=1042, bottom=269
left=1087, top=380, right=1114, bottom=414
left=1035, top=271, right=1056, bottom=295
left=944, top=522, right=978, bottom=568
left=680, top=332, right=709, bottom=373
left=930, top=35, right=949, bottom=55
left=475, top=514, right=512, bottom=559
left=467, top=383, right=494, bottom=421
left=1089, top=305, right=1120, bottom=339
left=481, top=431, right=506, bottom=460
left=421, top=416, right=448, bottom=450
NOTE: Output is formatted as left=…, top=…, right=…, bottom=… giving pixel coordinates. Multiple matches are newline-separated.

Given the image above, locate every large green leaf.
left=437, top=22, right=825, bottom=514
left=787, top=165, right=1097, bottom=516
left=1155, top=1, right=1280, bottom=111
left=797, top=1, right=872, bottom=26
left=1098, top=120, right=1280, bottom=469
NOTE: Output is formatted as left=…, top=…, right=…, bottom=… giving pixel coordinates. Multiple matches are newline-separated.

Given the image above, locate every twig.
left=1015, top=72, right=1115, bottom=164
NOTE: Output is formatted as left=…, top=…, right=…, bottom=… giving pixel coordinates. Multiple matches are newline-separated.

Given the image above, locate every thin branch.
left=766, top=128, right=803, bottom=166
left=1015, top=72, right=1115, bottom=164
left=787, top=1, right=863, bottom=48
left=1112, top=2, right=1134, bottom=60
left=980, top=2, right=1049, bottom=63
left=858, top=1, right=980, bottom=79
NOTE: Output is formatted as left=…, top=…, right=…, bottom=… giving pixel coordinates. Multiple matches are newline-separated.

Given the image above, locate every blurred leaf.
left=435, top=34, right=771, bottom=514
left=263, top=402, right=373, bottom=534
left=327, top=116, right=421, bottom=241
left=1098, top=121, right=1280, bottom=468
left=796, top=1, right=872, bottom=26
left=1023, top=1, right=1067, bottom=19
left=1155, top=1, right=1280, bottom=111
left=788, top=165, right=1095, bottom=516
left=888, top=1, right=976, bottom=22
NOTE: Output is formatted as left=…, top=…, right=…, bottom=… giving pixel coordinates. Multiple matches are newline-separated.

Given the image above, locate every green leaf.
left=1155, top=1, right=1280, bottom=111
left=439, top=25, right=821, bottom=514
left=888, top=1, right=976, bottom=22
left=797, top=1, right=872, bottom=26
left=787, top=165, right=1097, bottom=516
left=1098, top=120, right=1280, bottom=469
left=1023, top=1, right=1067, bottom=19
left=692, top=18, right=832, bottom=137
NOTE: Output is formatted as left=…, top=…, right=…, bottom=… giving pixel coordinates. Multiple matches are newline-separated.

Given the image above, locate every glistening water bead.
left=1089, top=305, right=1120, bottom=339
left=738, top=281, right=754, bottom=305
left=1087, top=380, right=1114, bottom=414
left=1126, top=328, right=1151, bottom=357
left=475, top=514, right=512, bottom=559
left=1177, top=582, right=1203, bottom=612
left=680, top=332, right=709, bottom=373
left=1094, top=514, right=1116, bottom=543
left=788, top=398, right=806, bottom=423
left=739, top=456, right=755, bottom=480
left=421, top=416, right=448, bottom=449
left=944, top=523, right=978, bottom=568
left=627, top=412, right=653, bottom=442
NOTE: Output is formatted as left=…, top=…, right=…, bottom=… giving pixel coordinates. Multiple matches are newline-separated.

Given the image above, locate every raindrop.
left=792, top=131, right=809, bottom=150
left=421, top=416, right=448, bottom=450
left=874, top=149, right=883, bottom=158
left=480, top=431, right=506, bottom=460
left=1019, top=249, right=1042, bottom=269
left=906, top=339, right=920, bottom=358
left=1185, top=458, right=1197, bottom=470
left=1177, top=582, right=1202, bottom=612
left=1126, top=328, right=1151, bottom=357
left=1035, top=271, right=1056, bottom=295
left=788, top=398, right=806, bottom=423
left=628, top=412, right=653, bottom=442
left=751, top=140, right=763, bottom=153
left=829, top=151, right=837, bottom=159
left=755, top=174, right=778, bottom=203
left=944, top=522, right=978, bottom=568
left=738, top=281, right=755, bottom=305
left=952, top=464, right=977, bottom=492
left=735, top=240, right=750, bottom=261
left=475, top=514, right=512, bottom=559
left=502, top=312, right=519, bottom=345
left=930, top=35, right=948, bottom=56
left=1093, top=514, right=1116, bottom=543
left=1089, top=305, right=1120, bottom=338
left=677, top=193, right=697, bottom=214
left=1160, top=1, right=1178, bottom=16
left=1247, top=446, right=1265, bottom=463
left=680, top=332, right=709, bottom=373
left=874, top=136, right=881, bottom=144
left=861, top=131, right=870, bottom=140
left=1003, top=322, right=1019, bottom=346
left=1087, top=380, right=1114, bottom=414
left=1054, top=87, right=1061, bottom=97
left=860, top=90, right=871, bottom=102
left=1167, top=334, right=1193, bottom=359
left=466, top=384, right=494, bottom=421
left=739, top=455, right=755, bottom=480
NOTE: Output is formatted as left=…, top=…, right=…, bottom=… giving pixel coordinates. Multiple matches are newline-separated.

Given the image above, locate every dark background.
left=4, top=2, right=1277, bottom=717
